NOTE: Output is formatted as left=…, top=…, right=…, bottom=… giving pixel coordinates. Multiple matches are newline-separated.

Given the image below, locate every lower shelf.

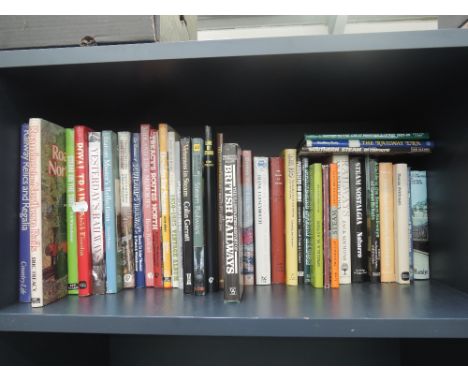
left=0, top=281, right=467, bottom=338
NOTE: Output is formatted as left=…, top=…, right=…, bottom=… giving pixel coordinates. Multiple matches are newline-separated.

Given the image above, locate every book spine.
left=410, top=170, right=429, bottom=280
left=305, top=139, right=433, bottom=148
left=322, top=165, right=331, bottom=289
left=149, top=129, right=162, bottom=288
left=140, top=124, right=154, bottom=287
left=19, top=123, right=31, bottom=302
left=118, top=132, right=135, bottom=288
left=270, top=157, right=285, bottom=284
left=368, top=158, right=381, bottom=282
left=192, top=138, right=206, bottom=295
left=103, top=131, right=122, bottom=293
left=159, top=124, right=172, bottom=288
left=393, top=164, right=410, bottom=284
left=131, top=133, right=145, bottom=288
left=204, top=126, right=219, bottom=292
left=217, top=133, right=225, bottom=289
left=253, top=157, right=270, bottom=285
left=349, top=157, right=368, bottom=283
left=241, top=150, right=255, bottom=286
left=296, top=159, right=304, bottom=284
left=303, top=133, right=430, bottom=141
left=75, top=125, right=93, bottom=296
left=302, top=157, right=311, bottom=284
left=332, top=155, right=351, bottom=284
left=282, top=149, right=298, bottom=286
left=408, top=167, right=414, bottom=281
left=223, top=143, right=244, bottom=302
left=329, top=163, right=340, bottom=288
left=29, top=119, right=43, bottom=307
left=300, top=146, right=431, bottom=155
left=175, top=141, right=184, bottom=289
left=168, top=131, right=179, bottom=289
left=181, top=137, right=194, bottom=294
left=310, top=163, right=323, bottom=288
left=379, top=162, right=396, bottom=282
left=88, top=132, right=106, bottom=295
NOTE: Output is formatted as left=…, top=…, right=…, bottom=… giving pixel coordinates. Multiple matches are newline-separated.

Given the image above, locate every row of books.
left=18, top=119, right=431, bottom=305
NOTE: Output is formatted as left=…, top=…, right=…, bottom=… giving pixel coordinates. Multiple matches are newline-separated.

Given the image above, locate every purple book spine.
left=322, top=165, right=331, bottom=289
left=19, top=123, right=31, bottom=302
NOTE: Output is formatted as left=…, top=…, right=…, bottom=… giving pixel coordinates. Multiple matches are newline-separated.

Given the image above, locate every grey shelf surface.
left=1, top=281, right=468, bottom=338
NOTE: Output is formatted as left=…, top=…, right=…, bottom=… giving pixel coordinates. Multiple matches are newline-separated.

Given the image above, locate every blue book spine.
left=306, top=139, right=434, bottom=148
left=19, top=123, right=31, bottom=302
left=102, top=131, right=120, bottom=293
left=131, top=133, right=145, bottom=288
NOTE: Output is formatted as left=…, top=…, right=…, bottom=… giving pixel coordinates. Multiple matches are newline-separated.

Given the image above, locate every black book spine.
left=369, top=158, right=381, bottom=282
left=349, top=157, right=369, bottom=282
left=204, top=125, right=219, bottom=292
left=181, top=137, right=193, bottom=294
left=223, top=143, right=244, bottom=302
left=296, top=159, right=304, bottom=284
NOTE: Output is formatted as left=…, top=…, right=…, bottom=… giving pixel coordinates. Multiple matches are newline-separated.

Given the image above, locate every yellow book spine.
left=159, top=123, right=172, bottom=288
left=282, top=149, right=298, bottom=286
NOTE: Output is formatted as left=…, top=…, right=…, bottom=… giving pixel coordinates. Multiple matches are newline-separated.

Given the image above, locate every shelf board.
left=1, top=281, right=468, bottom=338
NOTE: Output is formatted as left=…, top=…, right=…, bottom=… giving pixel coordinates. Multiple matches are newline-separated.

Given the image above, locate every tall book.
left=408, top=168, right=414, bottom=281
left=393, top=164, right=410, bottom=284
left=168, top=130, right=180, bottom=288
left=175, top=141, right=184, bottom=289
left=88, top=132, right=106, bottom=295
left=253, top=156, right=270, bottom=285
left=368, top=158, right=381, bottom=282
left=302, top=157, right=311, bottom=284
left=149, top=128, right=162, bottom=288
left=159, top=123, right=173, bottom=288
left=29, top=118, right=68, bottom=307
left=204, top=125, right=219, bottom=292
left=332, top=154, right=351, bottom=284
left=19, top=123, right=31, bottom=302
left=410, top=170, right=429, bottom=280
left=310, top=163, right=323, bottom=288
left=379, top=162, right=395, bottom=283
left=75, top=125, right=93, bottom=296
left=217, top=133, right=225, bottom=289
left=131, top=133, right=145, bottom=288
left=223, top=143, right=244, bottom=302
left=322, top=164, right=331, bottom=289
left=118, top=132, right=135, bottom=288
left=180, top=137, right=194, bottom=294
left=282, top=149, right=298, bottom=286
left=270, top=157, right=285, bottom=284
left=349, top=157, right=368, bottom=283
left=329, top=163, right=340, bottom=289
left=140, top=124, right=155, bottom=287
left=192, top=138, right=206, bottom=295
left=102, top=131, right=123, bottom=294
left=296, top=159, right=304, bottom=284
left=241, top=150, right=255, bottom=286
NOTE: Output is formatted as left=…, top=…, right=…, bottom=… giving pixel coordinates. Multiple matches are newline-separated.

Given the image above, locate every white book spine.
left=168, top=131, right=179, bottom=288
left=393, top=164, right=410, bottom=284
left=175, top=141, right=184, bottom=289
left=253, top=157, right=271, bottom=285
left=29, top=118, right=43, bottom=307
left=332, top=154, right=351, bottom=284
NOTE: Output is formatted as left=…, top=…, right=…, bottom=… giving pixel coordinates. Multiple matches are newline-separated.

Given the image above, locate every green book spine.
left=65, top=128, right=79, bottom=295
left=310, top=163, right=323, bottom=288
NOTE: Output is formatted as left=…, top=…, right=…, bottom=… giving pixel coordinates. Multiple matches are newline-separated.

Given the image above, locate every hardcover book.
left=118, top=132, right=135, bottom=288
left=29, top=118, right=68, bottom=307
left=329, top=163, right=340, bottom=288
left=175, top=141, right=184, bottom=289
left=410, top=170, right=430, bottom=280
left=302, top=157, right=311, bottom=284
left=310, top=163, right=323, bottom=288
left=223, top=143, right=244, bottom=302
left=270, top=157, right=285, bottom=284
left=241, top=150, right=255, bottom=286
left=301, top=133, right=430, bottom=143
left=192, top=137, right=206, bottom=295
left=349, top=157, right=368, bottom=282
left=204, top=126, right=219, bottom=292
left=217, top=133, right=225, bottom=289
left=168, top=130, right=180, bottom=288
left=322, top=164, right=331, bottom=289
left=131, top=133, right=145, bottom=288
left=367, top=158, right=381, bottom=282
left=253, top=157, right=270, bottom=285
left=19, top=123, right=31, bottom=302
left=102, top=131, right=123, bottom=293
left=75, top=125, right=93, bottom=296
left=88, top=132, right=106, bottom=294
left=297, top=159, right=304, bottom=284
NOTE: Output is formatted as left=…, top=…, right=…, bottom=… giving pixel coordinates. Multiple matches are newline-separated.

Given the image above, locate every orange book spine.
left=329, top=163, right=339, bottom=289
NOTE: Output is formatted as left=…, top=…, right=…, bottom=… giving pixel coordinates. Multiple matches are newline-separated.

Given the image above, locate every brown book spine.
left=270, top=157, right=285, bottom=284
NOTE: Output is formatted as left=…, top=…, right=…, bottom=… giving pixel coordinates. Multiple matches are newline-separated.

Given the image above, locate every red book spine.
left=150, top=128, right=163, bottom=288
left=75, top=125, right=93, bottom=296
left=140, top=124, right=155, bottom=287
left=270, top=157, right=286, bottom=284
